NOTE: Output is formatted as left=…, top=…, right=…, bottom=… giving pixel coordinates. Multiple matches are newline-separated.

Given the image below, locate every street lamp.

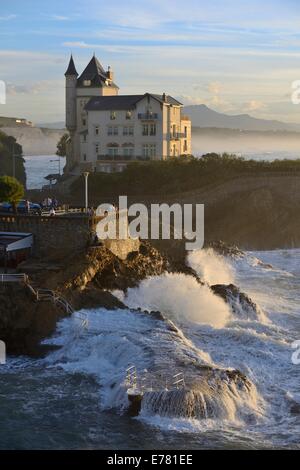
left=83, top=172, right=89, bottom=213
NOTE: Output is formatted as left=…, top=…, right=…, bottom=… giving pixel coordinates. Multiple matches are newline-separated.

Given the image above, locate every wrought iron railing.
left=170, top=133, right=186, bottom=140
left=138, top=113, right=158, bottom=120
left=97, top=155, right=151, bottom=162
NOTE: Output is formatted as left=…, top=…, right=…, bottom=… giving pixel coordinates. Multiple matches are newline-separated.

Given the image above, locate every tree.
left=0, top=131, right=26, bottom=185
left=56, top=133, right=69, bottom=157
left=0, top=175, right=24, bottom=212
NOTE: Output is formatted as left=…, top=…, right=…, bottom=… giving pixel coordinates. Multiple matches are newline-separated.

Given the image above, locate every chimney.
left=107, top=65, right=114, bottom=81
left=162, top=92, right=167, bottom=102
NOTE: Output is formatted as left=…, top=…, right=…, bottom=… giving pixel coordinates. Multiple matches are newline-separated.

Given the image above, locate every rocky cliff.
left=0, top=284, right=59, bottom=356
left=0, top=241, right=194, bottom=355
left=1, top=126, right=65, bottom=156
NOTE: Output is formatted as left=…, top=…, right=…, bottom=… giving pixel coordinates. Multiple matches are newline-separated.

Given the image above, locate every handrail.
left=125, top=365, right=186, bottom=393
left=0, top=272, right=74, bottom=315
left=0, top=273, right=28, bottom=283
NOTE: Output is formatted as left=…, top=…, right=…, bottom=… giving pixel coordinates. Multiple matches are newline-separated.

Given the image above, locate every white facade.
left=65, top=55, right=192, bottom=173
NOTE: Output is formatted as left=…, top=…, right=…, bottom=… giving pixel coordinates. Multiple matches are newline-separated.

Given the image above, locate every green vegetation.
left=56, top=133, right=69, bottom=157
left=0, top=175, right=24, bottom=211
left=70, top=153, right=300, bottom=198
left=0, top=130, right=26, bottom=186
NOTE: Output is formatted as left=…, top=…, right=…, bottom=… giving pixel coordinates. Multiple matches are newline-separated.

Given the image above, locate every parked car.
left=0, top=200, right=42, bottom=215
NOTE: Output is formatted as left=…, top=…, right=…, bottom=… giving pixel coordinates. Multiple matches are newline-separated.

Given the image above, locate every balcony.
left=97, top=154, right=151, bottom=162
left=138, top=113, right=158, bottom=120
left=170, top=132, right=186, bottom=140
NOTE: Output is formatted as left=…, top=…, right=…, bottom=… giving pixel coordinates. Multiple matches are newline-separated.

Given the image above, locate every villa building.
left=65, top=55, right=191, bottom=173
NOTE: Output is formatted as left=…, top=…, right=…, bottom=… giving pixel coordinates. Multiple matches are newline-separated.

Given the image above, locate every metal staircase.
left=0, top=273, right=74, bottom=315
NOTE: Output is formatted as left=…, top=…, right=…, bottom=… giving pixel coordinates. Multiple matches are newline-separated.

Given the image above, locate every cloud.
left=82, top=0, right=300, bottom=32
left=62, top=41, right=149, bottom=54
left=176, top=95, right=205, bottom=105
left=0, top=14, right=16, bottom=21
left=51, top=15, right=71, bottom=21
left=0, top=50, right=56, bottom=59
left=207, top=81, right=222, bottom=95
left=63, top=41, right=91, bottom=49
left=3, top=1, right=300, bottom=123
left=245, top=100, right=266, bottom=112
left=6, top=81, right=62, bottom=96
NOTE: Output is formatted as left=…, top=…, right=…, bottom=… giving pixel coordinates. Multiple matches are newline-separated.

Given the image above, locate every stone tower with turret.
left=65, top=55, right=78, bottom=171
left=64, top=54, right=119, bottom=172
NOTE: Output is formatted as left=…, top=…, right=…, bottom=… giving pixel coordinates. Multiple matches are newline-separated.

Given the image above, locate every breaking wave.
left=187, top=248, right=235, bottom=285
left=6, top=248, right=298, bottom=446
left=43, top=307, right=262, bottom=427
left=114, top=272, right=232, bottom=328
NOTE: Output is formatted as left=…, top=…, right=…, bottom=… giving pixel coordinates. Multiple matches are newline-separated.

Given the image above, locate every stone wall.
left=0, top=214, right=140, bottom=260
left=103, top=238, right=140, bottom=261
left=0, top=215, right=92, bottom=257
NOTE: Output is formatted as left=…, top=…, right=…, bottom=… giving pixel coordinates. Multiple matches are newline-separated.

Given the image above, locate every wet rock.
left=285, top=393, right=300, bottom=415
left=0, top=284, right=61, bottom=356
left=211, top=283, right=264, bottom=321
left=140, top=366, right=259, bottom=421
left=67, top=287, right=126, bottom=311
left=206, top=240, right=245, bottom=258
left=290, top=403, right=300, bottom=415
left=149, top=310, right=165, bottom=321
left=256, top=259, right=274, bottom=270
left=0, top=241, right=177, bottom=356
left=169, top=259, right=204, bottom=284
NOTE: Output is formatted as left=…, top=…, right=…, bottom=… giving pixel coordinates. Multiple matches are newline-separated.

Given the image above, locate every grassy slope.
left=69, top=154, right=300, bottom=250
left=70, top=153, right=300, bottom=200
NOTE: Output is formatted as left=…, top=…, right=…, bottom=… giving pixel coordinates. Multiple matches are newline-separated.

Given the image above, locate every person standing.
left=25, top=199, right=30, bottom=215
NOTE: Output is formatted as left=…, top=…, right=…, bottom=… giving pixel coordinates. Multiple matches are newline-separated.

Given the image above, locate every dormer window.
left=83, top=80, right=91, bottom=87
left=110, top=111, right=116, bottom=120
left=126, top=111, right=132, bottom=120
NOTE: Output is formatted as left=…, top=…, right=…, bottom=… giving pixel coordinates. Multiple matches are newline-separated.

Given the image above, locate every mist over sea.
left=192, top=131, right=300, bottom=160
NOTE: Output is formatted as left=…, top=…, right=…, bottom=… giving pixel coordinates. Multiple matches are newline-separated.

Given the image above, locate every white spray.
left=187, top=248, right=235, bottom=285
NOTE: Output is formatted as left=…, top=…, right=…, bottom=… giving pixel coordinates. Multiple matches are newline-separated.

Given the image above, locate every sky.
left=1, top=0, right=300, bottom=123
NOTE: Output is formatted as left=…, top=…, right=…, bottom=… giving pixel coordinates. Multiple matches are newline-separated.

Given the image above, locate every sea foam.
left=187, top=248, right=235, bottom=285
left=114, top=272, right=232, bottom=328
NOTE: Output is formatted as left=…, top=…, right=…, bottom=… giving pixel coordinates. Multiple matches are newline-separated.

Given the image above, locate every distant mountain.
left=183, top=104, right=300, bottom=132
left=38, top=121, right=66, bottom=130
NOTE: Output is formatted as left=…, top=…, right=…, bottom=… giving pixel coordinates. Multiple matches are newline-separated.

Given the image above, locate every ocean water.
left=24, top=155, right=66, bottom=190
left=0, top=248, right=299, bottom=449
left=239, top=151, right=300, bottom=162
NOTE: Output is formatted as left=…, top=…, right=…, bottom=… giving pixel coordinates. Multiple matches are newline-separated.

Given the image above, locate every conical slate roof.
left=64, top=55, right=78, bottom=77
left=77, top=55, right=107, bottom=83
